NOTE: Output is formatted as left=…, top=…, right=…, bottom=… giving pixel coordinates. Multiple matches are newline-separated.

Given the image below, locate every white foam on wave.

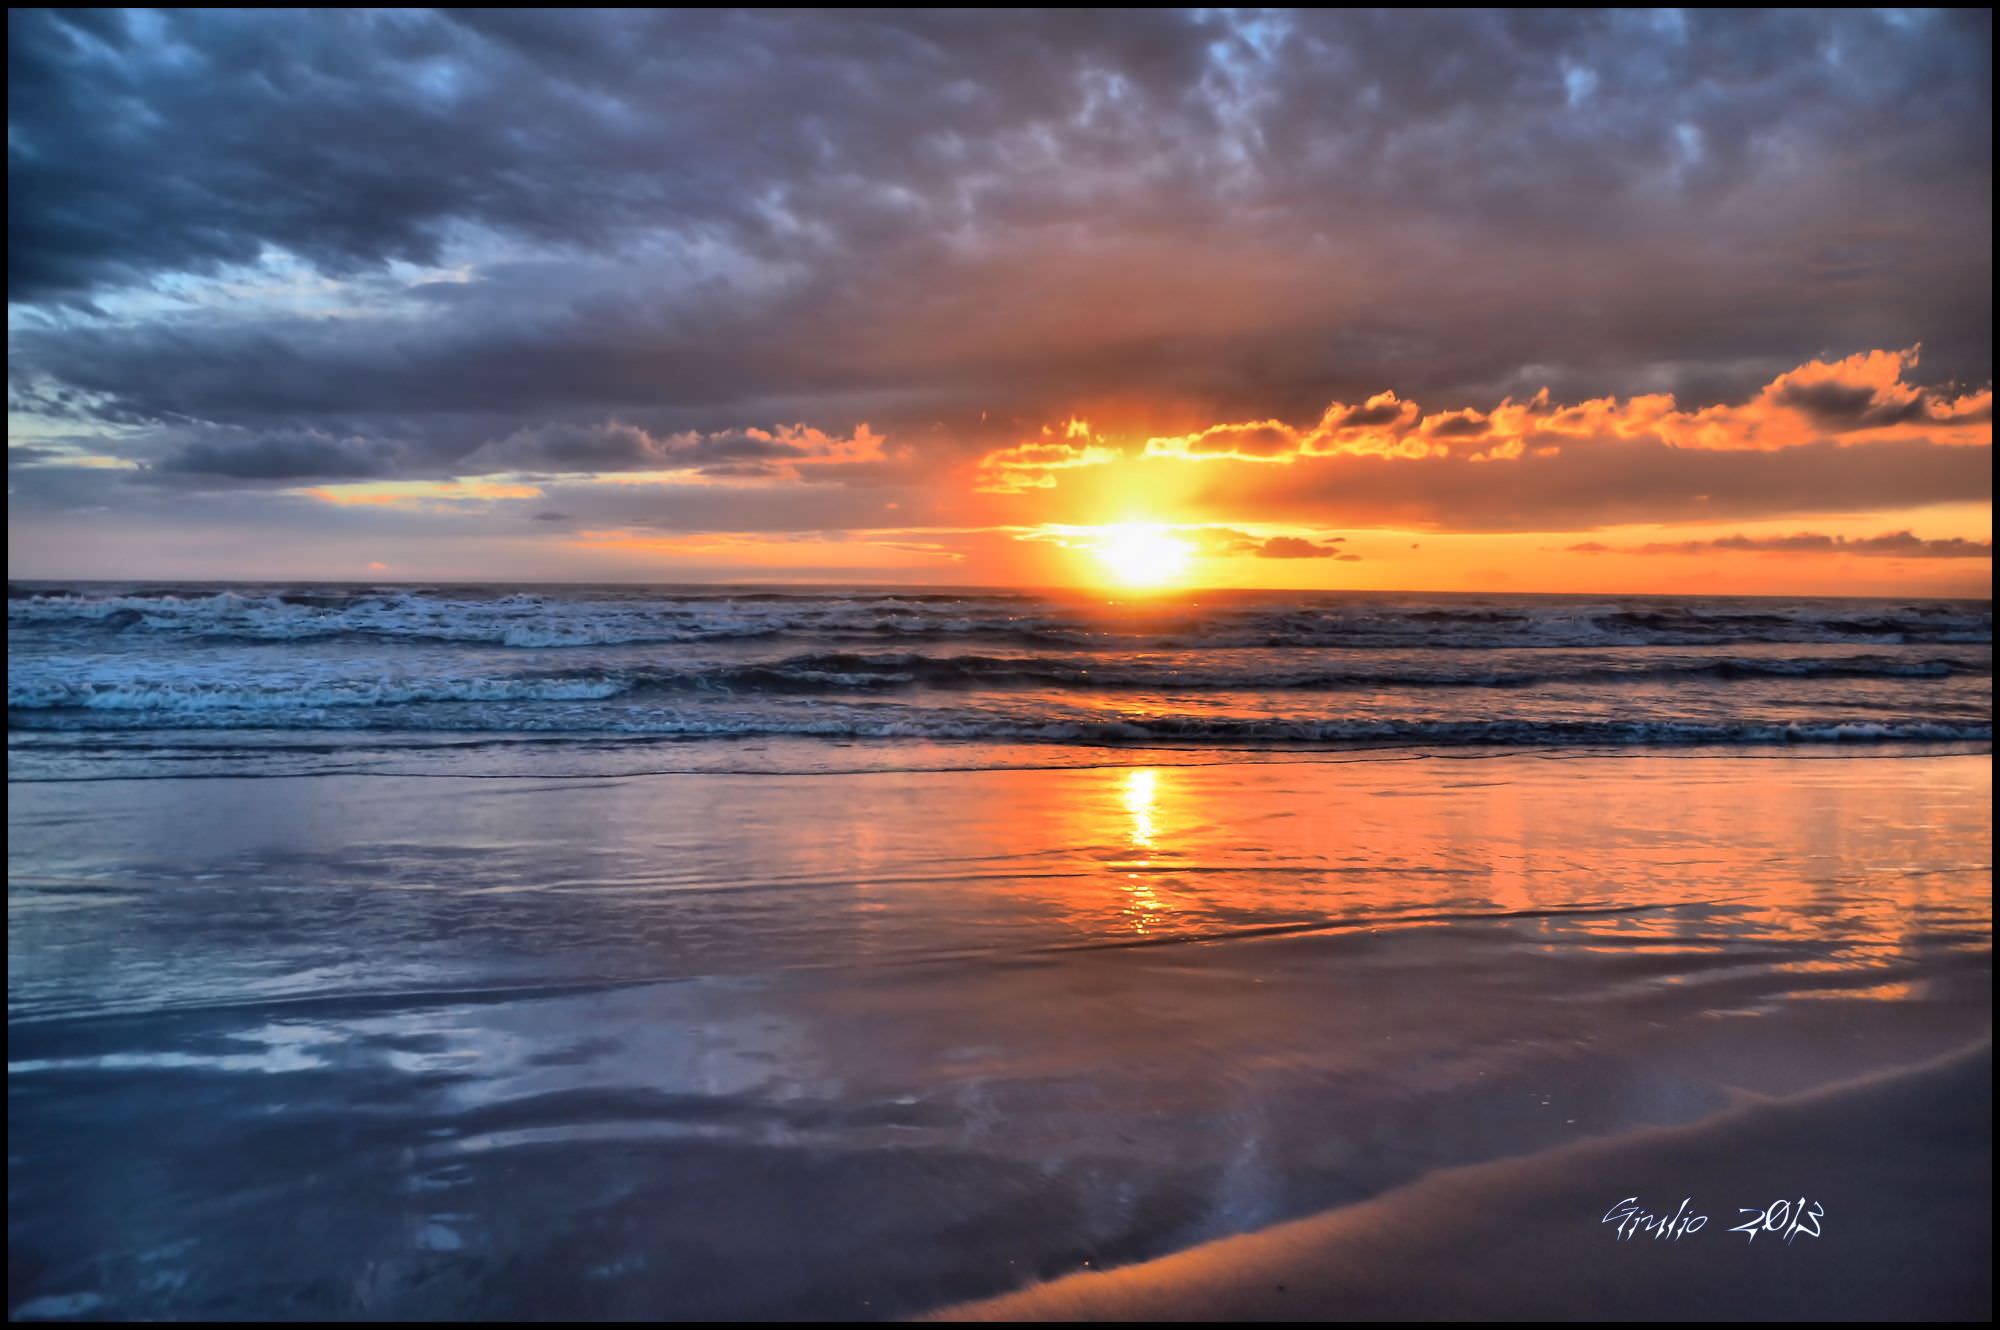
left=8, top=672, right=634, bottom=712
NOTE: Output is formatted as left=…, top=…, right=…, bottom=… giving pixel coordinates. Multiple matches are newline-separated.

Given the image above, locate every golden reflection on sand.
left=992, top=755, right=1995, bottom=976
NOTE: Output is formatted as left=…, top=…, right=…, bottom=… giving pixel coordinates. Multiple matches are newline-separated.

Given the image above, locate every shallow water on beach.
left=7, top=750, right=1990, bottom=1319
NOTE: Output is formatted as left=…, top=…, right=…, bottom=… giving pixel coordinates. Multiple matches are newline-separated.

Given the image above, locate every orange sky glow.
left=191, top=346, right=1992, bottom=597
left=6, top=9, right=1989, bottom=598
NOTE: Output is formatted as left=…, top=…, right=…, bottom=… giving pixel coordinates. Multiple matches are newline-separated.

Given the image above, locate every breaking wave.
left=9, top=584, right=1989, bottom=767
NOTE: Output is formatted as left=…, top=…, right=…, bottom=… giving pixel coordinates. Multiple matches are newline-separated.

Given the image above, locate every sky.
left=6, top=7, right=1992, bottom=594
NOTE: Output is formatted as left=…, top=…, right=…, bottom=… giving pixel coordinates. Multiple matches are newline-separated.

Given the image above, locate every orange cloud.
left=976, top=419, right=1119, bottom=492
left=994, top=347, right=1990, bottom=485
left=1144, top=419, right=1301, bottom=462
left=1661, top=348, right=1991, bottom=450
left=1305, top=392, right=1429, bottom=457
left=748, top=421, right=889, bottom=465
left=1144, top=394, right=1439, bottom=462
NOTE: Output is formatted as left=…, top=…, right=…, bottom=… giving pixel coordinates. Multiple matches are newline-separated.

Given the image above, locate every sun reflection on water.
left=1120, top=767, right=1169, bottom=932
left=1123, top=768, right=1160, bottom=852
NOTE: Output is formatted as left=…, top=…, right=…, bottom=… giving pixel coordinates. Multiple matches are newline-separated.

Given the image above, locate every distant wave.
left=9, top=586, right=1992, bottom=648
left=6, top=649, right=1985, bottom=715
left=594, top=649, right=1982, bottom=691
left=6, top=702, right=1988, bottom=748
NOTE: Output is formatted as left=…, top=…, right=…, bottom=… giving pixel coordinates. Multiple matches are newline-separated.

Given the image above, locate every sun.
left=1091, top=524, right=1194, bottom=589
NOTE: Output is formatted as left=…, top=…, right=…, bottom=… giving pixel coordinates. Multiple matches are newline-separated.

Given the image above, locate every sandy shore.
left=933, top=1038, right=1992, bottom=1321
left=10, top=754, right=1990, bottom=1319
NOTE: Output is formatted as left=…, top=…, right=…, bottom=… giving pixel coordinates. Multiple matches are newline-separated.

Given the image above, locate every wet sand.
left=936, top=1039, right=1992, bottom=1321
left=8, top=749, right=1992, bottom=1318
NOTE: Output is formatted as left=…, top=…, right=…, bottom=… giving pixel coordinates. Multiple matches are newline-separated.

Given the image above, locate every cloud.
left=10, top=10, right=1991, bottom=426
left=298, top=478, right=542, bottom=509
left=5, top=10, right=1991, bottom=575
left=981, top=350, right=1993, bottom=531
left=1249, top=535, right=1350, bottom=559
left=975, top=422, right=1118, bottom=491
left=154, top=429, right=408, bottom=480
left=461, top=421, right=886, bottom=478
left=1186, top=528, right=1359, bottom=560
left=1125, top=349, right=1991, bottom=472
left=1662, top=348, right=1992, bottom=450
left=1188, top=436, right=1990, bottom=533
left=1302, top=394, right=1432, bottom=459
left=1572, top=531, right=1993, bottom=559
left=1421, top=411, right=1491, bottom=440
left=1146, top=421, right=1302, bottom=462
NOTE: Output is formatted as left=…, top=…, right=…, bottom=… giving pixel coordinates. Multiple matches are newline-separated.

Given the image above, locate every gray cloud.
left=1772, top=381, right=1929, bottom=431
left=155, top=429, right=408, bottom=480
left=459, top=422, right=813, bottom=476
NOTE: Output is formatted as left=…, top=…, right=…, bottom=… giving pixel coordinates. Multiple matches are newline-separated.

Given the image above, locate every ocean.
left=7, top=584, right=1993, bottom=1318
left=6, top=584, right=1991, bottom=778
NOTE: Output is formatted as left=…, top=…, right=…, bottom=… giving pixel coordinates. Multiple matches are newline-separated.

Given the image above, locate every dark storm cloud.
left=155, top=430, right=407, bottom=480
left=7, top=8, right=1221, bottom=307
left=5, top=7, right=1991, bottom=531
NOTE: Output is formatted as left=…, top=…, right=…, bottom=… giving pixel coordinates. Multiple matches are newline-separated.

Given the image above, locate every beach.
left=937, top=1037, right=1993, bottom=1321
left=9, top=739, right=1991, bottom=1319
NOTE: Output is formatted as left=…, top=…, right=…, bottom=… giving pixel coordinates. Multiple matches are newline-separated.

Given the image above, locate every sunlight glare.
left=1123, top=767, right=1159, bottom=851
left=1092, top=524, right=1194, bottom=588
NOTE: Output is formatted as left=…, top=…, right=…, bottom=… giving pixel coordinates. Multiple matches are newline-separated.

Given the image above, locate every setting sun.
left=1092, top=524, right=1195, bottom=588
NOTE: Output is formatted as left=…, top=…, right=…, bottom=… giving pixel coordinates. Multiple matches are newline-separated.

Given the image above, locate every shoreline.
left=10, top=750, right=1990, bottom=1319
left=932, top=1039, right=1994, bottom=1321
